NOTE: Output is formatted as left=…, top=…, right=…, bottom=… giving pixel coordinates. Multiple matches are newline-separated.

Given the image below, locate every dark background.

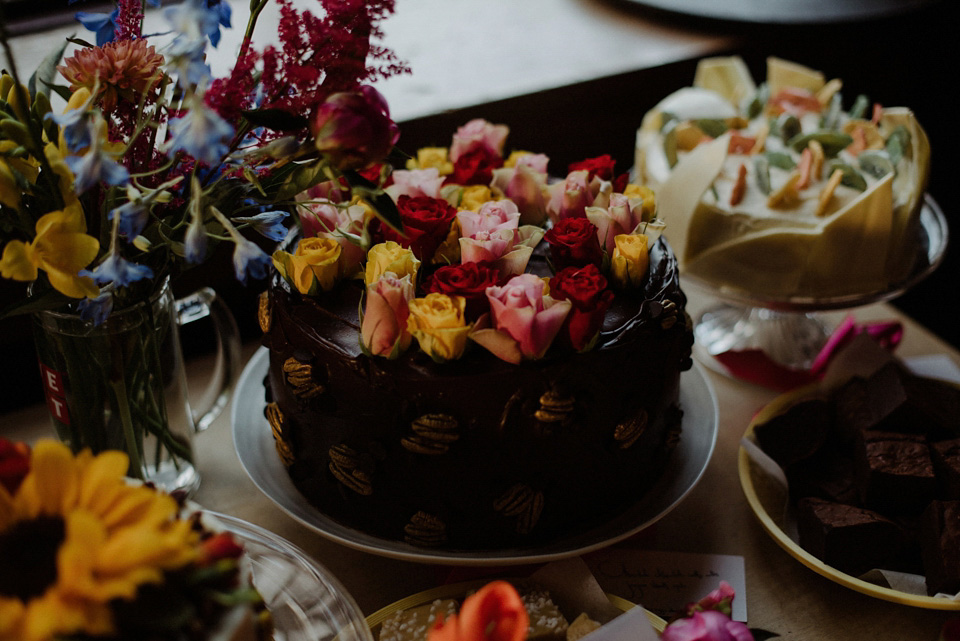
left=2, top=0, right=957, bottom=413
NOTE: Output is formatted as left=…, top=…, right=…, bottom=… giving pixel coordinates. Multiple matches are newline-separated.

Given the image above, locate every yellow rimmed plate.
left=365, top=579, right=667, bottom=637
left=738, top=384, right=960, bottom=610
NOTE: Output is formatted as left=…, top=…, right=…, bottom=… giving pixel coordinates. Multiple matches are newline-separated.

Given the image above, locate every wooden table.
left=3, top=290, right=957, bottom=639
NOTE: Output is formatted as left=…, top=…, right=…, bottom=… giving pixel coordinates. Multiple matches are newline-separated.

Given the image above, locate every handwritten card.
left=585, top=550, right=747, bottom=622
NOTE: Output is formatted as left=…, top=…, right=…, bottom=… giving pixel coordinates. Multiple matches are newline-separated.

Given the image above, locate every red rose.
left=424, top=261, right=501, bottom=320
left=568, top=154, right=616, bottom=181
left=549, top=264, right=614, bottom=351
left=544, top=217, right=603, bottom=271
left=449, top=145, right=502, bottom=186
left=383, top=195, right=458, bottom=261
left=0, top=438, right=30, bottom=495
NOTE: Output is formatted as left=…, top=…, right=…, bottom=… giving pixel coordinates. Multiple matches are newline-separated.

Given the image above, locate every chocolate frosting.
left=261, top=236, right=693, bottom=549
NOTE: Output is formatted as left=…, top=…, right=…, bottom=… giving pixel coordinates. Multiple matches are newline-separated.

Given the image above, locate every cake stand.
left=685, top=194, right=948, bottom=377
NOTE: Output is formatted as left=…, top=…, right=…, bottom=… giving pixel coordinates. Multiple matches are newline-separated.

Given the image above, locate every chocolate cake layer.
left=261, top=237, right=693, bottom=549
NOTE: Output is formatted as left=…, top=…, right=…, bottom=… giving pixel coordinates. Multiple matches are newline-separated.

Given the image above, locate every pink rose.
left=360, top=272, right=414, bottom=357
left=586, top=192, right=646, bottom=254
left=457, top=200, right=520, bottom=237
left=385, top=167, right=445, bottom=202
left=298, top=200, right=368, bottom=277
left=491, top=158, right=549, bottom=225
left=469, top=273, right=571, bottom=363
left=688, top=581, right=736, bottom=616
left=460, top=226, right=544, bottom=280
left=661, top=611, right=754, bottom=641
left=450, top=118, right=509, bottom=163
left=546, top=169, right=608, bottom=222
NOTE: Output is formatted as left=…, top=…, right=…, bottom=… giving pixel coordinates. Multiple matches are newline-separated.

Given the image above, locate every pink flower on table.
left=661, top=611, right=754, bottom=641
left=469, top=273, right=571, bottom=363
left=450, top=118, right=509, bottom=163
left=385, top=167, right=445, bottom=201
left=491, top=154, right=550, bottom=225
left=545, top=169, right=610, bottom=222
left=687, top=581, right=736, bottom=616
left=586, top=191, right=647, bottom=254
left=360, top=271, right=414, bottom=358
left=456, top=200, right=520, bottom=238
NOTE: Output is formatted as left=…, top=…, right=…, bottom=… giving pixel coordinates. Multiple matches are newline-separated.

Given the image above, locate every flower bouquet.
left=0, top=0, right=407, bottom=483
left=0, top=437, right=269, bottom=641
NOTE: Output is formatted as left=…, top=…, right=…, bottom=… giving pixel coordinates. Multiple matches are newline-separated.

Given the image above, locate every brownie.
left=920, top=500, right=960, bottom=596
left=753, top=397, right=833, bottom=468
left=932, top=439, right=960, bottom=500
left=903, top=374, right=960, bottom=441
left=833, top=365, right=910, bottom=443
left=787, top=448, right=858, bottom=505
left=797, top=497, right=904, bottom=576
left=854, top=431, right=936, bottom=515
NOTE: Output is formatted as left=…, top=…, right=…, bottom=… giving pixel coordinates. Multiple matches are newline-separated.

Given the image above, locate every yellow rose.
left=365, top=241, right=420, bottom=286
left=406, top=147, right=454, bottom=175
left=407, top=293, right=472, bottom=362
left=610, top=233, right=650, bottom=288
left=272, top=237, right=342, bottom=295
left=623, top=184, right=656, bottom=221
left=503, top=151, right=538, bottom=168
left=459, top=185, right=494, bottom=212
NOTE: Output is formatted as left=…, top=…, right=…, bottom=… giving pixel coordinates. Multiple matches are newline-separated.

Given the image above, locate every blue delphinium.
left=233, top=210, right=289, bottom=242
left=167, top=99, right=234, bottom=166
left=80, top=251, right=154, bottom=287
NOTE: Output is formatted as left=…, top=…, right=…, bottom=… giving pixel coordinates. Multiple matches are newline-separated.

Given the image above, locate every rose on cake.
left=0, top=438, right=267, bottom=641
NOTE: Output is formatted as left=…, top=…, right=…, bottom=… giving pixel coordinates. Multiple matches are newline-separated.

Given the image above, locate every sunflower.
left=0, top=440, right=199, bottom=641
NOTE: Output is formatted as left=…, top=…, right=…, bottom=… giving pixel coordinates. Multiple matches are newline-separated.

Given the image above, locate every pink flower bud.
left=312, top=86, right=399, bottom=170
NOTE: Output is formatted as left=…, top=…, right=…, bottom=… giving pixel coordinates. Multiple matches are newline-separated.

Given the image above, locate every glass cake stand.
left=685, top=194, right=949, bottom=376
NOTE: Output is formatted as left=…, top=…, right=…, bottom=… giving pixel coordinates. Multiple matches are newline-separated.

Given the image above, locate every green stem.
left=110, top=377, right=145, bottom=480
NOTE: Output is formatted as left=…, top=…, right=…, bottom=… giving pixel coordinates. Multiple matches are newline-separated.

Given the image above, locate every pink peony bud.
left=313, top=85, right=400, bottom=170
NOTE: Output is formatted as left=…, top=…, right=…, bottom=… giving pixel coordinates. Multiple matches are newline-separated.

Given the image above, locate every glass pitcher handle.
left=174, top=287, right=242, bottom=431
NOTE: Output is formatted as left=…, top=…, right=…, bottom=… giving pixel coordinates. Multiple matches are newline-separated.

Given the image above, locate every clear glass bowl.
left=212, top=512, right=373, bottom=641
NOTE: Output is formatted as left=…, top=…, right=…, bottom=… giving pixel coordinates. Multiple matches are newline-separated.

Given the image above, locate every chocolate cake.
left=260, top=237, right=693, bottom=549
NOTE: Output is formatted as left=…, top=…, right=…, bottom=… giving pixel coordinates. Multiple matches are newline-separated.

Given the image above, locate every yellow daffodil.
left=0, top=440, right=199, bottom=641
left=0, top=209, right=100, bottom=298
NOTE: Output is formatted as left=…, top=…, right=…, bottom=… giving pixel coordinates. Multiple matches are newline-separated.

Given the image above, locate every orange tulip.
left=428, top=581, right=528, bottom=641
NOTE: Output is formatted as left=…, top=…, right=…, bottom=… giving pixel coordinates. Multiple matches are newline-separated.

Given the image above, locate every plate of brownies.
left=738, top=335, right=960, bottom=609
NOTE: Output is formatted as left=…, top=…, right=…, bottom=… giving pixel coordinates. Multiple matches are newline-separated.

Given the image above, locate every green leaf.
left=849, top=94, right=870, bottom=120
left=274, top=161, right=329, bottom=201
left=28, top=39, right=69, bottom=100
left=826, top=160, right=867, bottom=191
left=788, top=130, right=854, bottom=157
left=695, top=118, right=728, bottom=138
left=241, top=108, right=310, bottom=132
left=344, top=169, right=403, bottom=234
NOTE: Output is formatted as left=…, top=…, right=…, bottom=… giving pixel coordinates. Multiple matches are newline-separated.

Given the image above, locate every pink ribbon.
left=713, top=315, right=903, bottom=392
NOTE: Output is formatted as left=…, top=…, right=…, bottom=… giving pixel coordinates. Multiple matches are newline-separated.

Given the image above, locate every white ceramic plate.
left=212, top=511, right=374, bottom=641
left=231, top=347, right=718, bottom=565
